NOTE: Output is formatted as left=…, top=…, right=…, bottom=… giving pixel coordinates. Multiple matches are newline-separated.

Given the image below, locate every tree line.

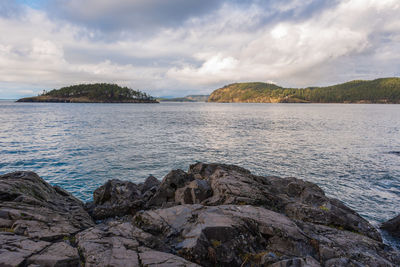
left=41, top=83, right=155, bottom=101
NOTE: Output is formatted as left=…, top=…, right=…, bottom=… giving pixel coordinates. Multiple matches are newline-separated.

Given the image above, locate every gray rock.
left=297, top=221, right=400, bottom=266
left=0, top=171, right=93, bottom=240
left=91, top=179, right=143, bottom=220
left=175, top=179, right=212, bottom=204
left=141, top=175, right=161, bottom=193
left=27, top=242, right=80, bottom=267
left=187, top=163, right=381, bottom=241
left=134, top=204, right=400, bottom=266
left=138, top=247, right=201, bottom=267
left=76, top=220, right=198, bottom=267
left=76, top=221, right=141, bottom=267
left=2, top=164, right=399, bottom=267
left=0, top=232, right=50, bottom=267
left=381, top=214, right=400, bottom=238
left=134, top=204, right=314, bottom=266
left=269, top=256, right=321, bottom=267
left=148, top=169, right=194, bottom=207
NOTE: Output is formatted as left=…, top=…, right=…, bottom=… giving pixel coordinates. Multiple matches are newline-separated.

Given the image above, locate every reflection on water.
left=0, top=102, right=399, bottom=227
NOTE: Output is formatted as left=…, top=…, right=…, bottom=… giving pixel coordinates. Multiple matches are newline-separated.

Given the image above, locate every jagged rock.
left=187, top=162, right=381, bottom=241
left=148, top=169, right=194, bottom=207
left=2, top=163, right=400, bottom=267
left=0, top=171, right=93, bottom=241
left=134, top=204, right=400, bottom=266
left=141, top=175, right=161, bottom=193
left=91, top=179, right=143, bottom=220
left=27, top=242, right=80, bottom=266
left=381, top=214, right=400, bottom=238
left=175, top=179, right=212, bottom=204
left=134, top=204, right=313, bottom=266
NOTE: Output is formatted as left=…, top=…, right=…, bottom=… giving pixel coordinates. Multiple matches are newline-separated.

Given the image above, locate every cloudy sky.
left=0, top=0, right=399, bottom=98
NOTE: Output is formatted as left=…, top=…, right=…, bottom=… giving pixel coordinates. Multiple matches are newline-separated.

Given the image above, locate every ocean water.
left=0, top=101, right=399, bottom=242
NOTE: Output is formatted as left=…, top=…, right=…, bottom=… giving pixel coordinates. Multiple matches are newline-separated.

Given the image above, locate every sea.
left=0, top=101, right=399, bottom=246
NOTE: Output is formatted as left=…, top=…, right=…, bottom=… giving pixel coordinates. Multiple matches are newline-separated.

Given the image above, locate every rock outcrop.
left=1, top=164, right=399, bottom=266
left=0, top=171, right=93, bottom=266
left=381, top=215, right=400, bottom=238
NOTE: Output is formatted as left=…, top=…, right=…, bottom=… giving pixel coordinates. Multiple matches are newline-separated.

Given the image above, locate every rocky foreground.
left=1, top=163, right=399, bottom=267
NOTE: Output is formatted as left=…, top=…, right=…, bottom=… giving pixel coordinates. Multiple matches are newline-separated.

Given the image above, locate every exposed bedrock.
left=1, top=163, right=399, bottom=266
left=381, top=214, right=400, bottom=238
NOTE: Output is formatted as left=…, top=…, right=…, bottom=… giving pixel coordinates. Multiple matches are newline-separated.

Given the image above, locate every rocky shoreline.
left=1, top=163, right=399, bottom=266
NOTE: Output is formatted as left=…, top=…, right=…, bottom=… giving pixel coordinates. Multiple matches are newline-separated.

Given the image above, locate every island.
left=16, top=83, right=158, bottom=103
left=208, top=77, right=400, bottom=103
left=1, top=163, right=399, bottom=266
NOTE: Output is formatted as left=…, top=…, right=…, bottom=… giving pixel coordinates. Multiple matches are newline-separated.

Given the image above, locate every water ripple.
left=0, top=101, right=399, bottom=245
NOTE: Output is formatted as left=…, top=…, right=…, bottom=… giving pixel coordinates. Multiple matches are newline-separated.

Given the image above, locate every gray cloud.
left=0, top=0, right=399, bottom=98
left=0, top=0, right=23, bottom=18
left=47, top=0, right=223, bottom=35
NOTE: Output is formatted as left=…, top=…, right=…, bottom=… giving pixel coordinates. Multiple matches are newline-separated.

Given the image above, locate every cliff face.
left=208, top=78, right=400, bottom=103
left=1, top=163, right=399, bottom=266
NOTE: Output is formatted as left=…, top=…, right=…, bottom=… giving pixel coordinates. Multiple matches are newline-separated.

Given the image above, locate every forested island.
left=16, top=83, right=158, bottom=103
left=208, top=78, right=400, bottom=103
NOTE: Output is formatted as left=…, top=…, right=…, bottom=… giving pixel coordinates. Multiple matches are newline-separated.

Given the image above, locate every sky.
left=0, top=0, right=399, bottom=98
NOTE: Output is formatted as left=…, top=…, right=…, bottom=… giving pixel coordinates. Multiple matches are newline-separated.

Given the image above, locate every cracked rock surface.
left=1, top=163, right=400, bottom=266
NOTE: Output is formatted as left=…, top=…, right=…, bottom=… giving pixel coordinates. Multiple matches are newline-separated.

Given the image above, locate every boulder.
left=141, top=175, right=161, bottom=193
left=381, top=214, right=400, bottom=238
left=91, top=179, right=143, bottom=220
left=147, top=169, right=194, bottom=207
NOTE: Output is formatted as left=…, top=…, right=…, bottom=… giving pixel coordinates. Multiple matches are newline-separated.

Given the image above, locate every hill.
left=17, top=83, right=158, bottom=103
left=208, top=78, right=400, bottom=103
left=158, top=94, right=209, bottom=102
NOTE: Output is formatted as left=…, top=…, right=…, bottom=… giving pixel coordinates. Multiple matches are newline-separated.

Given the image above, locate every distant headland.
left=157, top=94, right=209, bottom=102
left=208, top=77, right=400, bottom=103
left=16, top=83, right=158, bottom=103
